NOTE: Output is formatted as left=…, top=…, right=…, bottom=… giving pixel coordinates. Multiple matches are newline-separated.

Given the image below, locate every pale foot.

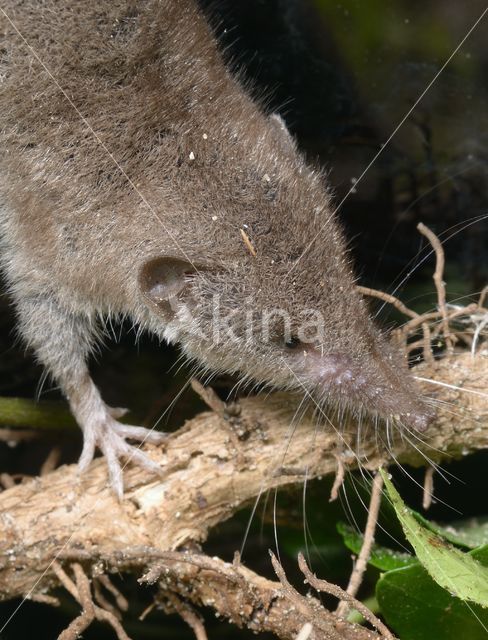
left=78, top=413, right=167, bottom=499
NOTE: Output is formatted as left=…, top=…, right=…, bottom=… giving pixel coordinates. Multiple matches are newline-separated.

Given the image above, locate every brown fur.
left=0, top=0, right=432, bottom=495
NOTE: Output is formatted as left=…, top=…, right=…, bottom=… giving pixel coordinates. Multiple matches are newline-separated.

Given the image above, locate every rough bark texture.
left=137, top=551, right=382, bottom=640
left=0, top=352, right=486, bottom=638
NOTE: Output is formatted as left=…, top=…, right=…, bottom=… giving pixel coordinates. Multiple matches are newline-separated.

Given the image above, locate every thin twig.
left=54, top=563, right=132, bottom=640
left=52, top=562, right=79, bottom=601
left=337, top=472, right=384, bottom=617
left=94, top=607, right=132, bottom=640
left=422, top=466, right=435, bottom=510
left=298, top=553, right=395, bottom=640
left=29, top=593, right=60, bottom=606
left=75, top=565, right=131, bottom=640
left=479, top=285, right=488, bottom=309
left=397, top=311, right=441, bottom=338
left=40, top=446, right=62, bottom=476
left=138, top=601, right=156, bottom=621
left=269, top=551, right=325, bottom=630
left=97, top=575, right=129, bottom=612
left=0, top=473, right=16, bottom=489
left=165, top=592, right=208, bottom=640
left=72, top=563, right=95, bottom=618
left=56, top=563, right=93, bottom=640
left=417, top=223, right=453, bottom=351
left=421, top=323, right=434, bottom=364
left=447, top=303, right=478, bottom=321
left=329, top=453, right=345, bottom=502
left=406, top=338, right=427, bottom=355
left=93, top=579, right=122, bottom=620
left=357, top=286, right=419, bottom=319
left=58, top=608, right=93, bottom=640
left=240, top=228, right=257, bottom=257
left=191, top=379, right=226, bottom=416
left=0, top=429, right=39, bottom=442
left=471, top=314, right=488, bottom=357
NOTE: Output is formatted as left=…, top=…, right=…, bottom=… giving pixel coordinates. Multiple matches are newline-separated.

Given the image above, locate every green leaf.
left=377, top=564, right=488, bottom=640
left=473, top=546, right=488, bottom=564
left=421, top=517, right=488, bottom=550
left=379, top=491, right=488, bottom=550
left=336, top=521, right=416, bottom=571
left=381, top=469, right=488, bottom=607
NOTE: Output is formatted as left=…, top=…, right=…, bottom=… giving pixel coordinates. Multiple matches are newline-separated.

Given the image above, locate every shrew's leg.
left=14, top=293, right=165, bottom=498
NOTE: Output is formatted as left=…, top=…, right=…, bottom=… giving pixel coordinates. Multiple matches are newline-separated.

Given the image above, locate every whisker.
left=415, top=376, right=488, bottom=400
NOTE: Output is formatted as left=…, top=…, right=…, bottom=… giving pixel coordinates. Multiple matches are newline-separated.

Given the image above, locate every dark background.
left=0, top=0, right=487, bottom=637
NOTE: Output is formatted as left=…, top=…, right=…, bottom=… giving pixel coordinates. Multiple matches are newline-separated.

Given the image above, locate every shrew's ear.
left=139, top=256, right=203, bottom=305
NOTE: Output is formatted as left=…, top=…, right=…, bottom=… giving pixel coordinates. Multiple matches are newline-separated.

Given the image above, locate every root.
left=329, top=452, right=346, bottom=502
left=336, top=472, right=383, bottom=618
left=163, top=592, right=208, bottom=640
left=54, top=562, right=131, bottom=640
left=297, top=554, right=395, bottom=640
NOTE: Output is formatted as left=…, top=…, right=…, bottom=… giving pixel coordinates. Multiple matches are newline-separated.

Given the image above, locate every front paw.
left=78, top=414, right=166, bottom=499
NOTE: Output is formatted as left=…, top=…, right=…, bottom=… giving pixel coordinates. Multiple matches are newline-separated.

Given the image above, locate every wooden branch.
left=0, top=397, right=76, bottom=432
left=0, top=352, right=486, bottom=637
left=65, top=548, right=382, bottom=640
left=165, top=551, right=381, bottom=640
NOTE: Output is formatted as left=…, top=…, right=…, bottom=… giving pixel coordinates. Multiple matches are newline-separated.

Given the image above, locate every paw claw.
left=111, top=423, right=168, bottom=444
left=100, top=438, right=124, bottom=500
left=77, top=434, right=96, bottom=473
left=119, top=444, right=165, bottom=478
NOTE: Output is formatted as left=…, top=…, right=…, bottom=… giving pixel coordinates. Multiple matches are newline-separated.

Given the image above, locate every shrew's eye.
left=284, top=336, right=301, bottom=349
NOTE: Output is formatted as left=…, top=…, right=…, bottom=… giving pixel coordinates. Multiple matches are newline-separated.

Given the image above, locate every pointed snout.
left=302, top=349, right=435, bottom=431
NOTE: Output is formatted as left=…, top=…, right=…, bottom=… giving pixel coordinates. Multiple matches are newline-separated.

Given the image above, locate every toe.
left=111, top=423, right=167, bottom=444
left=117, top=440, right=165, bottom=478
left=76, top=414, right=165, bottom=497
left=100, top=435, right=124, bottom=499
left=77, top=430, right=96, bottom=473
